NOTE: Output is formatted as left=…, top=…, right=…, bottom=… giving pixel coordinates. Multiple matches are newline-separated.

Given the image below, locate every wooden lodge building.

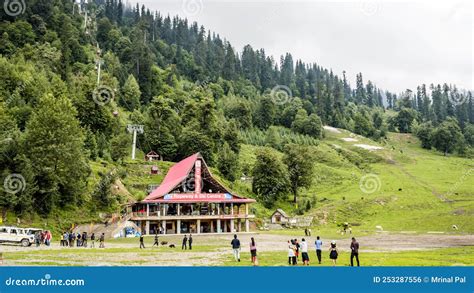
left=130, top=153, right=256, bottom=235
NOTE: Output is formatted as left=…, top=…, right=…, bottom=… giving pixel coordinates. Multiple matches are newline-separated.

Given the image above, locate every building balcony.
left=130, top=212, right=255, bottom=221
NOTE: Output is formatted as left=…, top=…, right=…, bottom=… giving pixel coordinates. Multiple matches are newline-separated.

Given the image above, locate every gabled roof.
left=142, top=153, right=255, bottom=203
left=144, top=153, right=199, bottom=201
left=146, top=150, right=159, bottom=156
left=272, top=208, right=288, bottom=218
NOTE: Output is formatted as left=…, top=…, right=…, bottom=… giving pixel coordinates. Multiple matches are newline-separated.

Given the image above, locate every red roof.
left=142, top=153, right=256, bottom=204
left=144, top=153, right=199, bottom=201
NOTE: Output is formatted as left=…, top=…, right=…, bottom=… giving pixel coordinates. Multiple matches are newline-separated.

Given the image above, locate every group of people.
left=138, top=233, right=194, bottom=250
left=181, top=234, right=193, bottom=250
left=290, top=236, right=360, bottom=266
left=230, top=234, right=360, bottom=267
left=287, top=238, right=310, bottom=265
left=33, top=230, right=52, bottom=247
left=59, top=231, right=105, bottom=248
left=139, top=233, right=165, bottom=248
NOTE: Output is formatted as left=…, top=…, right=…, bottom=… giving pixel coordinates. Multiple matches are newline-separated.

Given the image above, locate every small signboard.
left=163, top=193, right=232, bottom=201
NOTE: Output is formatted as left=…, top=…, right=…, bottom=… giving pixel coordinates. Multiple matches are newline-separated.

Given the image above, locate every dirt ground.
left=1, top=233, right=473, bottom=266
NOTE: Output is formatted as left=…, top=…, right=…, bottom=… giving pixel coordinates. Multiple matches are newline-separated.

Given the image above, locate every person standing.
left=82, top=232, right=88, bottom=248
left=315, top=236, right=323, bottom=264
left=63, top=232, right=69, bottom=247
left=44, top=230, right=51, bottom=246
left=300, top=238, right=310, bottom=266
left=294, top=239, right=300, bottom=261
left=182, top=235, right=188, bottom=250
left=250, top=237, right=257, bottom=266
left=90, top=233, right=95, bottom=248
left=34, top=232, right=41, bottom=247
left=152, top=233, right=159, bottom=247
left=231, top=234, right=241, bottom=262
left=288, top=240, right=296, bottom=265
left=76, top=233, right=81, bottom=247
left=99, top=233, right=105, bottom=248
left=350, top=237, right=360, bottom=267
left=139, top=234, right=145, bottom=249
left=329, top=240, right=338, bottom=266
left=188, top=234, right=193, bottom=250
left=69, top=232, right=75, bottom=247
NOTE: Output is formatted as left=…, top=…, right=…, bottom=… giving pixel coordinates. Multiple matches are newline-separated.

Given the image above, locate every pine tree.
left=24, top=94, right=89, bottom=213
left=121, top=74, right=141, bottom=111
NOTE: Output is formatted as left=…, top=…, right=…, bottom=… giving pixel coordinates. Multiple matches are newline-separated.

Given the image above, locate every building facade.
left=130, top=153, right=255, bottom=234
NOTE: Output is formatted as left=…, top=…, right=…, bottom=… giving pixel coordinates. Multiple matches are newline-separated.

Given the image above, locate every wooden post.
left=217, top=219, right=221, bottom=233
left=177, top=203, right=180, bottom=216
left=231, top=203, right=234, bottom=215
left=162, top=220, right=166, bottom=235
left=230, top=219, right=234, bottom=233
left=245, top=203, right=249, bottom=215
left=197, top=219, right=201, bottom=234
left=146, top=204, right=150, bottom=217
left=245, top=219, right=250, bottom=232
left=177, top=220, right=181, bottom=234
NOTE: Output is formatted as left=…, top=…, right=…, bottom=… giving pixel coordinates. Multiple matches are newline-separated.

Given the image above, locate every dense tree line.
left=0, top=0, right=472, bottom=218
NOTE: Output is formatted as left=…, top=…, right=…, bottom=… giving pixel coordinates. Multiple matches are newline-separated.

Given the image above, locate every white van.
left=0, top=226, right=36, bottom=247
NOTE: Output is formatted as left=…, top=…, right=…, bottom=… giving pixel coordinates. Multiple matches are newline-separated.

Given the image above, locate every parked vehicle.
left=0, top=226, right=36, bottom=247
left=24, top=228, right=43, bottom=236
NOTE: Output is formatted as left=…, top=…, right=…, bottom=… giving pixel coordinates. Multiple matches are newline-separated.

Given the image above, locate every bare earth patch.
left=323, top=126, right=341, bottom=134
left=353, top=144, right=384, bottom=150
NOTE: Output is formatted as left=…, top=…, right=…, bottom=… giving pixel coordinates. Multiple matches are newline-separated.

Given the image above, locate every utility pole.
left=96, top=44, right=102, bottom=86
left=84, top=10, right=88, bottom=31
left=127, top=124, right=144, bottom=160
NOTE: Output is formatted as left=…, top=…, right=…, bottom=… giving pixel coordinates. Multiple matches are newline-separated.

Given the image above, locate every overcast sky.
left=134, top=0, right=473, bottom=93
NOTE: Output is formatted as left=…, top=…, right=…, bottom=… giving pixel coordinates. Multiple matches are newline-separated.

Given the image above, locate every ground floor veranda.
left=134, top=217, right=251, bottom=235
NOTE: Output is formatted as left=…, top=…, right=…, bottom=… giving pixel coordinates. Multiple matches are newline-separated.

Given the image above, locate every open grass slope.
left=227, top=128, right=474, bottom=234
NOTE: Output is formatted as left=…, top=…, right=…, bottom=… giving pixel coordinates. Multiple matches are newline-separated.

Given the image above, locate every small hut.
left=145, top=151, right=160, bottom=162
left=271, top=209, right=290, bottom=224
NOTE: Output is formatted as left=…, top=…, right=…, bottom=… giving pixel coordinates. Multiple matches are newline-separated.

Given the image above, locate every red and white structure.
left=130, top=153, right=256, bottom=234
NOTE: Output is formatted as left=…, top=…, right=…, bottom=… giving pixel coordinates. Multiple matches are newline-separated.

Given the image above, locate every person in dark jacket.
left=182, top=235, right=188, bottom=250
left=152, top=233, right=159, bottom=247
left=350, top=237, right=360, bottom=266
left=188, top=234, right=193, bottom=250
left=82, top=232, right=88, bottom=248
left=139, top=234, right=145, bottom=249
left=90, top=233, right=95, bottom=248
left=231, top=234, right=241, bottom=262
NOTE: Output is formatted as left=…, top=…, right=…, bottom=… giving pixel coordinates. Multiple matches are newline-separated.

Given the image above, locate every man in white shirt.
left=300, top=238, right=310, bottom=265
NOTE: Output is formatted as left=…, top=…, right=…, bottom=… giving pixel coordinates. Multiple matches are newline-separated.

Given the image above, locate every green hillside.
left=69, top=127, right=473, bottom=235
